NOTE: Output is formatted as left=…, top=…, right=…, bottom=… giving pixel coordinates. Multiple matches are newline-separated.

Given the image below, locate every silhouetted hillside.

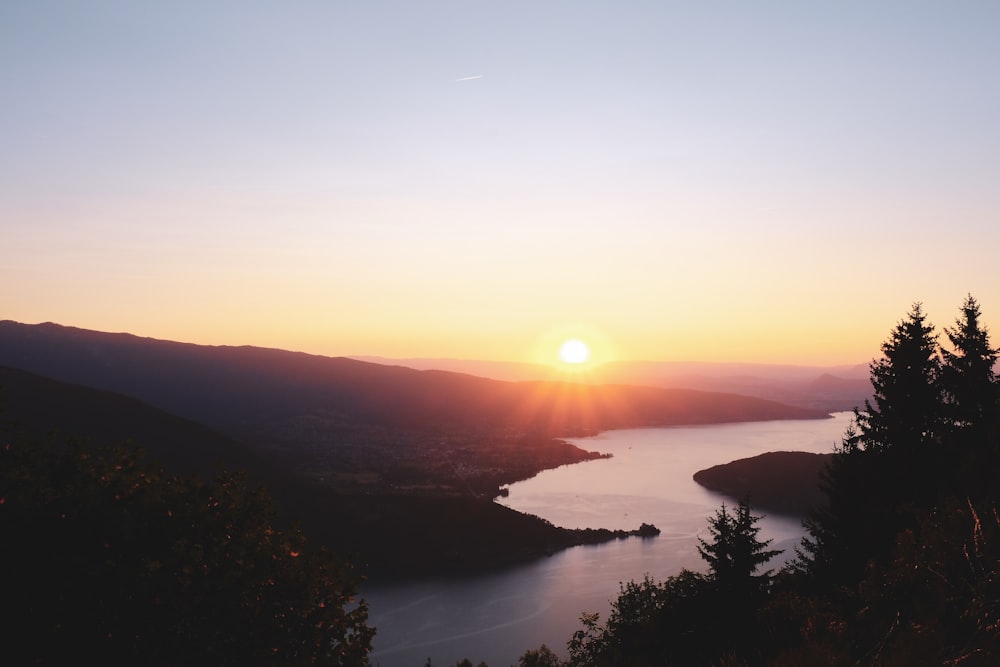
left=596, top=360, right=872, bottom=412
left=0, top=321, right=829, bottom=493
left=0, top=366, right=653, bottom=578
left=0, top=365, right=326, bottom=534
left=353, top=356, right=874, bottom=412
left=0, top=365, right=264, bottom=480
left=693, top=451, right=834, bottom=516
left=806, top=372, right=872, bottom=397
left=350, top=355, right=562, bottom=383
left=0, top=322, right=827, bottom=435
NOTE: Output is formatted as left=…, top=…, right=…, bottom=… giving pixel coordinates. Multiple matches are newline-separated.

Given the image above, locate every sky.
left=3, top=1, right=1000, bottom=367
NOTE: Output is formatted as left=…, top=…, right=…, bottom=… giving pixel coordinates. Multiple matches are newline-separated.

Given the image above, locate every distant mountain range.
left=0, top=364, right=262, bottom=481
left=353, top=356, right=872, bottom=413
left=0, top=321, right=831, bottom=444
left=0, top=320, right=844, bottom=576
left=0, top=365, right=637, bottom=577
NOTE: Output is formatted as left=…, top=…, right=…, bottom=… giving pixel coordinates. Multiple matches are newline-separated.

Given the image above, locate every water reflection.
left=365, top=413, right=851, bottom=667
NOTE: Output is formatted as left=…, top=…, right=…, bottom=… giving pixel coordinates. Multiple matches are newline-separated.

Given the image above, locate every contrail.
left=453, top=74, right=483, bottom=82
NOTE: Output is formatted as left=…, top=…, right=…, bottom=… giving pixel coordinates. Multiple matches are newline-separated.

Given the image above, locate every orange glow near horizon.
left=3, top=281, right=989, bottom=370
left=0, top=311, right=898, bottom=369
left=4, top=4, right=1000, bottom=376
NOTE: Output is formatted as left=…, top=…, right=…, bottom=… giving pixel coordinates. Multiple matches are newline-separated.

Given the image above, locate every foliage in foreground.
left=562, top=500, right=781, bottom=667
left=0, top=432, right=374, bottom=666
left=435, top=499, right=782, bottom=666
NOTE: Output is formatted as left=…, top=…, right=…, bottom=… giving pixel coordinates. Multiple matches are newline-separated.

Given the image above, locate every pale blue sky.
left=3, top=1, right=1000, bottom=364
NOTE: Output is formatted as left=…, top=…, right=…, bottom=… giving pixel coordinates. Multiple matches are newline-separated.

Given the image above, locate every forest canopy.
left=0, top=431, right=374, bottom=666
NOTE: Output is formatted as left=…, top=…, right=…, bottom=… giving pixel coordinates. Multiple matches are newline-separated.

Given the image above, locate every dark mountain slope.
left=0, top=321, right=829, bottom=496
left=693, top=450, right=834, bottom=516
left=0, top=365, right=654, bottom=578
left=0, top=364, right=263, bottom=481
left=0, top=321, right=828, bottom=440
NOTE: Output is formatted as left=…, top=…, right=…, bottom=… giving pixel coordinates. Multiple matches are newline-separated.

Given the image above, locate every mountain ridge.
left=0, top=320, right=835, bottom=578
left=0, top=319, right=830, bottom=498
left=0, top=320, right=830, bottom=440
left=0, top=365, right=652, bottom=578
left=350, top=354, right=872, bottom=413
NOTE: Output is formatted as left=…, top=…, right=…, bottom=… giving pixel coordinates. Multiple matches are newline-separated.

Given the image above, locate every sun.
left=558, top=338, right=591, bottom=365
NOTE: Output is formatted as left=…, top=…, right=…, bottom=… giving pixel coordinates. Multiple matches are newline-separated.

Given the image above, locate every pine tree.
left=799, top=302, right=959, bottom=582
left=698, top=500, right=782, bottom=595
left=845, top=302, right=943, bottom=454
left=940, top=294, right=998, bottom=445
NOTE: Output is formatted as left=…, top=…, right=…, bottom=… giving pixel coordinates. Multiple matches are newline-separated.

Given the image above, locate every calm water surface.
left=364, top=413, right=852, bottom=667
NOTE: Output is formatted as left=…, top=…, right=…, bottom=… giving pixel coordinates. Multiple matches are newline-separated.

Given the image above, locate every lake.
left=363, top=412, right=852, bottom=667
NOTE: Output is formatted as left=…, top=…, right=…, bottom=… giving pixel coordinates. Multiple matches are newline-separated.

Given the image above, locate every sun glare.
left=558, top=338, right=591, bottom=365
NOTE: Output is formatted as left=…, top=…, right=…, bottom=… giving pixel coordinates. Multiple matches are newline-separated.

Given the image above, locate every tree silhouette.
left=845, top=302, right=943, bottom=455
left=557, top=297, right=1000, bottom=665
left=563, top=502, right=781, bottom=666
left=788, top=297, right=1000, bottom=662
left=517, top=644, right=565, bottom=667
left=698, top=500, right=782, bottom=596
left=802, top=303, right=945, bottom=581
left=940, top=295, right=998, bottom=446
left=0, top=434, right=374, bottom=666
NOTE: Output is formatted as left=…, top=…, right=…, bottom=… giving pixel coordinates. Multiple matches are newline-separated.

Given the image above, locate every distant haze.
left=352, top=355, right=873, bottom=413
left=351, top=355, right=869, bottom=383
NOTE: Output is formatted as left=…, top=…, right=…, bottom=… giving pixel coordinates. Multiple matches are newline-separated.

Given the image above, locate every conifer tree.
left=799, top=304, right=942, bottom=582
left=940, top=294, right=998, bottom=445
left=797, top=301, right=998, bottom=583
left=698, top=500, right=781, bottom=595
left=845, top=302, right=943, bottom=454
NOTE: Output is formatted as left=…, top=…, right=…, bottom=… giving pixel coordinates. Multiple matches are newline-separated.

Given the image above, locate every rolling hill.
left=0, top=320, right=840, bottom=577
left=0, top=321, right=830, bottom=494
left=693, top=450, right=835, bottom=517
left=0, top=321, right=828, bottom=434
left=0, top=365, right=657, bottom=578
left=0, top=364, right=263, bottom=480
left=353, top=356, right=874, bottom=413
